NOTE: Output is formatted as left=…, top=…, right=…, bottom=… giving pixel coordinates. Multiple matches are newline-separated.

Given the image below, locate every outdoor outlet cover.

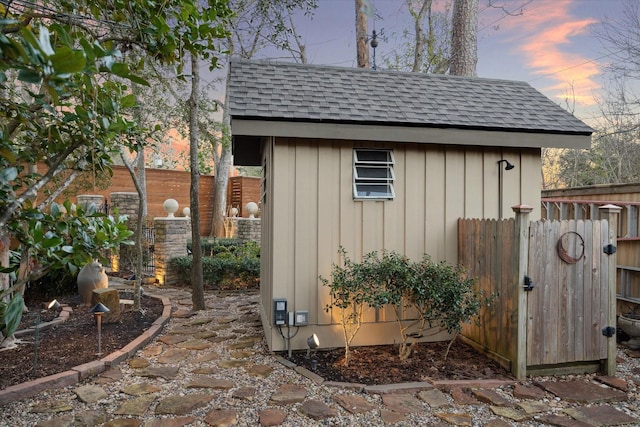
left=295, top=310, right=309, bottom=326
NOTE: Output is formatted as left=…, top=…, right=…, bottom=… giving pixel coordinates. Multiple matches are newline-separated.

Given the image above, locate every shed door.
left=526, top=219, right=610, bottom=366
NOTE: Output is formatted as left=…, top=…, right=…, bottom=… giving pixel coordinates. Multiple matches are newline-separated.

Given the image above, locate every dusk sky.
left=250, top=0, right=629, bottom=124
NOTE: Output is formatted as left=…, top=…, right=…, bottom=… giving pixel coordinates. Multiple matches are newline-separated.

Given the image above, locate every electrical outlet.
left=273, top=298, right=287, bottom=325
left=295, top=310, right=309, bottom=326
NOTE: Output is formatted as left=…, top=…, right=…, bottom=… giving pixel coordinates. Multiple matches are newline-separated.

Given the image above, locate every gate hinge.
left=603, top=244, right=617, bottom=255
left=602, top=326, right=616, bottom=337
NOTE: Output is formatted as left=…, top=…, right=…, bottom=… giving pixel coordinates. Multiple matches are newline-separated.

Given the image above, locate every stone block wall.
left=154, top=217, right=189, bottom=285
left=76, top=194, right=103, bottom=211
left=236, top=218, right=261, bottom=245
left=110, top=192, right=139, bottom=218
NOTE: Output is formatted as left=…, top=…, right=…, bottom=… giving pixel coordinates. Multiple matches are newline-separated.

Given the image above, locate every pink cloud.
left=488, top=1, right=599, bottom=105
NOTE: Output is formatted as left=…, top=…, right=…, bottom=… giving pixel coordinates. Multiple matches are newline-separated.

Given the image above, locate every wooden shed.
left=228, top=59, right=593, bottom=355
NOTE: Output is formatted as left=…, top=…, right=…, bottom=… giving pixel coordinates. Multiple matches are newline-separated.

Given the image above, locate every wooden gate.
left=526, top=219, right=610, bottom=367
left=458, top=205, right=620, bottom=379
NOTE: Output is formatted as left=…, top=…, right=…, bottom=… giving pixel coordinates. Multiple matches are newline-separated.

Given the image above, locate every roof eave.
left=231, top=118, right=592, bottom=150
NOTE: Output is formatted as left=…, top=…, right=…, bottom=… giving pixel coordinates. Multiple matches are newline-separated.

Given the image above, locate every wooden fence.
left=458, top=205, right=619, bottom=378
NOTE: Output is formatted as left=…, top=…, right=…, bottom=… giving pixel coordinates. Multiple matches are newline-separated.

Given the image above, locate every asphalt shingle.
left=228, top=59, right=593, bottom=135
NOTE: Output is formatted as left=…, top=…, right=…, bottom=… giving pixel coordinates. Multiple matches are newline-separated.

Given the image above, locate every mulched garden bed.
left=287, top=339, right=513, bottom=385
left=0, top=292, right=163, bottom=390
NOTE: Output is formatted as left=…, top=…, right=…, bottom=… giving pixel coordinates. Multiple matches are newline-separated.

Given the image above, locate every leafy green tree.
left=0, top=0, right=231, bottom=317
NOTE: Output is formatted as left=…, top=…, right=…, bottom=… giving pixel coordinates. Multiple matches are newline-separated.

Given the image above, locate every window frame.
left=352, top=148, right=395, bottom=200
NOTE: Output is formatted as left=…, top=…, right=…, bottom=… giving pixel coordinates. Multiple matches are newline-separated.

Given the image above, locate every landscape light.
left=306, top=333, right=319, bottom=359
left=47, top=299, right=61, bottom=310
left=90, top=303, right=110, bottom=356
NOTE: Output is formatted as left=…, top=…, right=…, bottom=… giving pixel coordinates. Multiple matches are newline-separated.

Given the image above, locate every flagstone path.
left=0, top=285, right=639, bottom=426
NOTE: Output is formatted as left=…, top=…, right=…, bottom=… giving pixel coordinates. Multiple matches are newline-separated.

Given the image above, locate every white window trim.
left=353, top=148, right=395, bottom=200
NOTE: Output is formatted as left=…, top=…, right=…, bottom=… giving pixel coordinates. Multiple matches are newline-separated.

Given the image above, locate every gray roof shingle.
left=228, top=59, right=593, bottom=135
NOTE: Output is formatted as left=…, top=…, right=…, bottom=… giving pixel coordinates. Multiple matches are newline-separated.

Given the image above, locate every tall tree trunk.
left=355, top=0, right=370, bottom=68
left=135, top=149, right=148, bottom=217
left=450, top=0, right=478, bottom=76
left=189, top=54, right=205, bottom=310
left=212, top=60, right=233, bottom=238
left=119, top=148, right=146, bottom=311
left=411, top=0, right=432, bottom=72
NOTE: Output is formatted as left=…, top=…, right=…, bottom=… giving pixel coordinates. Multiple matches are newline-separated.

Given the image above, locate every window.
left=353, top=149, right=395, bottom=200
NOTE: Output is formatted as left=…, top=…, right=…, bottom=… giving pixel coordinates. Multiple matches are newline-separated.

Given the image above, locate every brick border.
left=0, top=294, right=171, bottom=405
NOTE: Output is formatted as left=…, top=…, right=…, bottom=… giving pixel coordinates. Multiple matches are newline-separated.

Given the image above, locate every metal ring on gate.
left=556, top=231, right=585, bottom=264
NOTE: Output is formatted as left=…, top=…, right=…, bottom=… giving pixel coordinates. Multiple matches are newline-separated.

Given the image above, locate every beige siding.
left=262, top=137, right=542, bottom=351
left=260, top=138, right=274, bottom=350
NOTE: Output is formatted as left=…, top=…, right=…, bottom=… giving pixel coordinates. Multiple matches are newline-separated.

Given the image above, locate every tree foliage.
left=0, top=0, right=231, bottom=320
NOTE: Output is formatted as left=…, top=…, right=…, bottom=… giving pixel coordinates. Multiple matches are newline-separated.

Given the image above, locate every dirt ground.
left=0, top=293, right=163, bottom=390
left=288, top=339, right=513, bottom=385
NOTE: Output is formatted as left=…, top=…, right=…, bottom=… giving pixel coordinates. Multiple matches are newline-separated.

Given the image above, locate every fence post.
left=599, top=204, right=621, bottom=376
left=512, top=204, right=533, bottom=380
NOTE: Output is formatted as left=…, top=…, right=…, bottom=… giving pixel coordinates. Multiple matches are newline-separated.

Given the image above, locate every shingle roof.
left=228, top=59, right=592, bottom=135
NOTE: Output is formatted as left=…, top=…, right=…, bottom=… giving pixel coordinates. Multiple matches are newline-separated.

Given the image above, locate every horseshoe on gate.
left=556, top=231, right=585, bottom=264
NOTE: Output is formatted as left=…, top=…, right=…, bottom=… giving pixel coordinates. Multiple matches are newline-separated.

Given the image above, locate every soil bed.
left=0, top=293, right=163, bottom=390
left=287, top=340, right=513, bottom=385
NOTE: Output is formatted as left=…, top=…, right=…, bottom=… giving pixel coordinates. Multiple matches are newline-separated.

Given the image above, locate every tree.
left=189, top=54, right=206, bottom=310
left=450, top=0, right=478, bottom=76
left=208, top=0, right=317, bottom=237
left=384, top=0, right=452, bottom=73
left=557, top=77, right=640, bottom=187
left=0, top=0, right=232, bottom=319
left=355, top=0, right=371, bottom=68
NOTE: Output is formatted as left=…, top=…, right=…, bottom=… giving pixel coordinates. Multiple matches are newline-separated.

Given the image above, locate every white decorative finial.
left=163, top=199, right=179, bottom=218
left=245, top=202, right=259, bottom=219
left=230, top=207, right=239, bottom=217
left=182, top=207, right=191, bottom=218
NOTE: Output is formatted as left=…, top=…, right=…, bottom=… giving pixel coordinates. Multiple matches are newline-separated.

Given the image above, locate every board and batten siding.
left=261, top=137, right=542, bottom=351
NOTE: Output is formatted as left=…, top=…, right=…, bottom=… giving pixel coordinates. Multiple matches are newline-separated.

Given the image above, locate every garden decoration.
left=557, top=231, right=585, bottom=264
left=618, top=314, right=640, bottom=350
left=77, top=261, right=108, bottom=306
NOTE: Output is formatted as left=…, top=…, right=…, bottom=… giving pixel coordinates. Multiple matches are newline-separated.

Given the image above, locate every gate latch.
left=523, top=275, right=535, bottom=292
left=602, top=326, right=616, bottom=337
left=603, top=244, right=617, bottom=255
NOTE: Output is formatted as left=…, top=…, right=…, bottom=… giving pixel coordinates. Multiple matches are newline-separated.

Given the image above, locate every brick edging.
left=0, top=294, right=171, bottom=405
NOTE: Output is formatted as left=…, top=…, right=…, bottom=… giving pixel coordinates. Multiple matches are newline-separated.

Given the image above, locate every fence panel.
left=458, top=218, right=518, bottom=366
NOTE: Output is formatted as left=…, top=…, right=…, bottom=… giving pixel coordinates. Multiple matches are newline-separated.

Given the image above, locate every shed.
left=228, top=59, right=592, bottom=352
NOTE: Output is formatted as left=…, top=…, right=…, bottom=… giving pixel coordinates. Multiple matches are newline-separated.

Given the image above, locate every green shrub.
left=191, top=238, right=243, bottom=257
left=321, top=248, right=490, bottom=364
left=170, top=240, right=260, bottom=290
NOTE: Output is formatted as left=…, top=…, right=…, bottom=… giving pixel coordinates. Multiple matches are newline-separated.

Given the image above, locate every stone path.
left=0, top=286, right=639, bottom=426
